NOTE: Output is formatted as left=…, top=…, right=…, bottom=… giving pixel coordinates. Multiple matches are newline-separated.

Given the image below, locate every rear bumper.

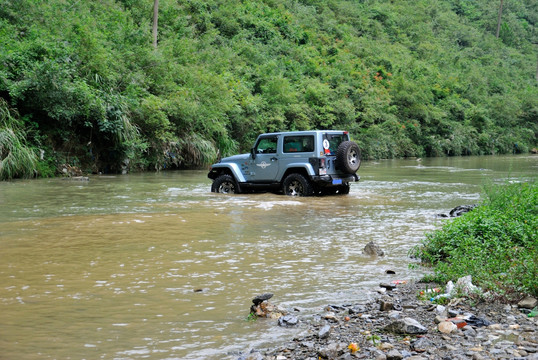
left=310, top=174, right=359, bottom=185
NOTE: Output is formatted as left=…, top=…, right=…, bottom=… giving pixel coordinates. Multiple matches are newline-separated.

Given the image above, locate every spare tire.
left=336, top=141, right=361, bottom=173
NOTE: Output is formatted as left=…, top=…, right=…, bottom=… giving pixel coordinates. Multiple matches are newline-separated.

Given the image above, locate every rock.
left=251, top=300, right=286, bottom=319
left=348, top=305, right=367, bottom=314
left=363, top=241, right=384, bottom=256
left=449, top=204, right=477, bottom=217
left=380, top=283, right=397, bottom=291
left=278, top=315, right=298, bottom=327
left=411, top=337, right=434, bottom=352
left=379, top=299, right=394, bottom=311
left=378, top=342, right=394, bottom=351
left=386, top=349, right=403, bottom=360
left=252, top=293, right=273, bottom=306
left=438, top=321, right=457, bottom=334
left=323, top=312, right=338, bottom=321
left=463, top=326, right=477, bottom=338
left=318, top=342, right=346, bottom=359
left=384, top=318, right=427, bottom=334
left=388, top=310, right=401, bottom=319
left=318, top=324, right=331, bottom=339
left=518, top=296, right=538, bottom=309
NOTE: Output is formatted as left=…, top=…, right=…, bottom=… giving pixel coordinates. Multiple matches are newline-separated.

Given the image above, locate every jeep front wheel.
left=336, top=141, right=361, bottom=173
left=211, top=174, right=239, bottom=194
left=282, top=173, right=314, bottom=196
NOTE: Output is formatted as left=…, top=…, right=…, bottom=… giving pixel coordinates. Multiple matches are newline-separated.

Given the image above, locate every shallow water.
left=0, top=155, right=536, bottom=359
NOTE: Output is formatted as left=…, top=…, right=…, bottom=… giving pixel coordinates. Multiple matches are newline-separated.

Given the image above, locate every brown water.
left=1, top=155, right=536, bottom=359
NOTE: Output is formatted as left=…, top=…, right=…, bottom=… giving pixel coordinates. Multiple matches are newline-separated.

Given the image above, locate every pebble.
left=318, top=325, right=331, bottom=339
left=439, top=321, right=457, bottom=334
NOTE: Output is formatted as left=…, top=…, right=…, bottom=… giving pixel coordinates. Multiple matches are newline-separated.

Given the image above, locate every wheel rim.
left=287, top=180, right=303, bottom=196
left=348, top=149, right=358, bottom=167
left=218, top=181, right=235, bottom=194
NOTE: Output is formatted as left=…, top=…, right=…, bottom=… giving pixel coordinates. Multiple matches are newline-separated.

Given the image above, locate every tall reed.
left=0, top=98, right=38, bottom=180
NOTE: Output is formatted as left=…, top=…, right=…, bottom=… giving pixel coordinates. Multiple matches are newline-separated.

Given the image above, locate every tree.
left=153, top=0, right=159, bottom=49
left=496, top=0, right=503, bottom=38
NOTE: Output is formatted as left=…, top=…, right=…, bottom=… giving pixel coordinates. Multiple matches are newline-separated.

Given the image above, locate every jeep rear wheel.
left=211, top=174, right=239, bottom=194
left=282, top=173, right=314, bottom=196
left=336, top=141, right=361, bottom=173
left=337, top=184, right=350, bottom=194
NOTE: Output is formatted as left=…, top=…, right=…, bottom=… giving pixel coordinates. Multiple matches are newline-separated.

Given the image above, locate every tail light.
left=319, top=158, right=327, bottom=175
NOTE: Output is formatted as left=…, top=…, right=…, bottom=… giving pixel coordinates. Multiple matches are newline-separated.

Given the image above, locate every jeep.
left=208, top=130, right=361, bottom=196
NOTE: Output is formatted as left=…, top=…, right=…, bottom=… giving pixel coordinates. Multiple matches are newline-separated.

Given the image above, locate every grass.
left=410, top=180, right=538, bottom=300
left=0, top=99, right=38, bottom=180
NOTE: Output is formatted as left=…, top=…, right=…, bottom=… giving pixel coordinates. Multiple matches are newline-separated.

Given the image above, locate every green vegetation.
left=411, top=181, right=538, bottom=299
left=0, top=0, right=537, bottom=177
left=0, top=98, right=37, bottom=179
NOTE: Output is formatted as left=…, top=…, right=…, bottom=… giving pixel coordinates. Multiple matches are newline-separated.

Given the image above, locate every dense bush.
left=0, top=0, right=537, bottom=175
left=411, top=181, right=538, bottom=299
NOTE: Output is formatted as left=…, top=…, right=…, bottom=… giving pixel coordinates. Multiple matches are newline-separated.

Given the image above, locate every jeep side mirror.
left=250, top=148, right=256, bottom=160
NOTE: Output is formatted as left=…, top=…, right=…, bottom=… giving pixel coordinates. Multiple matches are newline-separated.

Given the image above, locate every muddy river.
left=1, top=155, right=536, bottom=359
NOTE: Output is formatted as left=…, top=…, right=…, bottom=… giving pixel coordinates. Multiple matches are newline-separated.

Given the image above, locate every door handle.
left=271, top=157, right=278, bottom=161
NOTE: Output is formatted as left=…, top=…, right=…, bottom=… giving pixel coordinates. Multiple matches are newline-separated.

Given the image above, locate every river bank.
left=238, top=281, right=538, bottom=360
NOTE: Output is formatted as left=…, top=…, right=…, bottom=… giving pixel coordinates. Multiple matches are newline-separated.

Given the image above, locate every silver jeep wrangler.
left=208, top=130, right=360, bottom=196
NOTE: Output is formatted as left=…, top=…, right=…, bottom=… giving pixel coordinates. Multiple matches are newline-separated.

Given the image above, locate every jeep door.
left=249, top=135, right=280, bottom=182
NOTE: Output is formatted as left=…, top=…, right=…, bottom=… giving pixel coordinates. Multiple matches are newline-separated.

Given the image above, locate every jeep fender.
left=210, top=163, right=246, bottom=183
left=281, top=163, right=316, bottom=179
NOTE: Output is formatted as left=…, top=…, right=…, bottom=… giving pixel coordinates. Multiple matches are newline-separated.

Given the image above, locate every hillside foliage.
left=0, top=0, right=537, bottom=177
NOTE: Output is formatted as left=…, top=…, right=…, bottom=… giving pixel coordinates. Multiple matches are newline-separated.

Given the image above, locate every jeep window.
left=283, top=136, right=315, bottom=153
left=255, top=137, right=278, bottom=154
left=325, top=134, right=347, bottom=155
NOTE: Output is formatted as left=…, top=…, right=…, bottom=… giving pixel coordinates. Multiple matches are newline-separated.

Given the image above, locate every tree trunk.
left=496, top=0, right=504, bottom=38
left=536, top=48, right=538, bottom=81
left=152, top=0, right=159, bottom=49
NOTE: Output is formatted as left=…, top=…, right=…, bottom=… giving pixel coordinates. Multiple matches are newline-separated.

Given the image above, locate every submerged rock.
left=449, top=204, right=477, bottom=217
left=363, top=241, right=385, bottom=256
left=437, top=204, right=477, bottom=218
